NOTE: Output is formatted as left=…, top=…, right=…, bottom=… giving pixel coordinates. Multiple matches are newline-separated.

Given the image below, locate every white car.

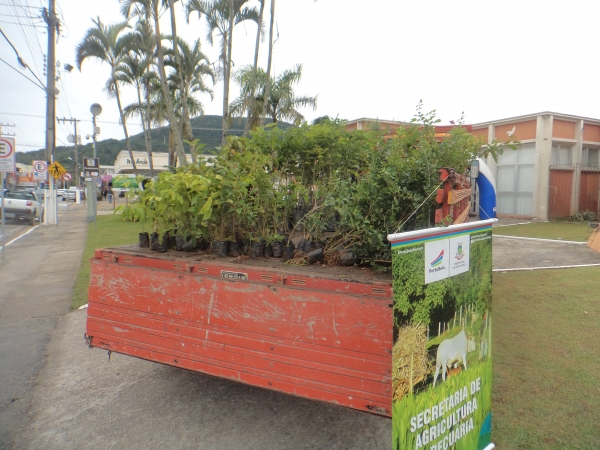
left=1, top=190, right=42, bottom=225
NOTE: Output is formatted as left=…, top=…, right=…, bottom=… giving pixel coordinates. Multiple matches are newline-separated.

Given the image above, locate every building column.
left=571, top=120, right=584, bottom=215
left=485, top=124, right=497, bottom=171
left=534, top=114, right=553, bottom=221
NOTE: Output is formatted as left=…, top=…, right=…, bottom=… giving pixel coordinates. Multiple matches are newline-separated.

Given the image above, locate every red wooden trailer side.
left=86, top=248, right=393, bottom=416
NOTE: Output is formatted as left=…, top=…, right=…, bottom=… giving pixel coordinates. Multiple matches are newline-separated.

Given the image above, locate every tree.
left=260, top=0, right=275, bottom=127
left=119, top=20, right=157, bottom=176
left=243, top=0, right=265, bottom=137
left=230, top=64, right=317, bottom=126
left=186, top=0, right=260, bottom=145
left=166, top=0, right=198, bottom=162
left=164, top=36, right=214, bottom=157
left=121, top=0, right=188, bottom=165
left=76, top=18, right=139, bottom=175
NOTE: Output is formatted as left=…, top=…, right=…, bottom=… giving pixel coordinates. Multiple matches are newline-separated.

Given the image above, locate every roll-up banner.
left=387, top=219, right=495, bottom=450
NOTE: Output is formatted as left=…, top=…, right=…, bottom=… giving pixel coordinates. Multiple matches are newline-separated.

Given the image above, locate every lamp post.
left=88, top=103, right=102, bottom=224
left=91, top=103, right=102, bottom=158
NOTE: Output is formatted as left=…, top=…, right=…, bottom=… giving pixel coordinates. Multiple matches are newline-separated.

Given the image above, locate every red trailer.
left=86, top=247, right=393, bottom=416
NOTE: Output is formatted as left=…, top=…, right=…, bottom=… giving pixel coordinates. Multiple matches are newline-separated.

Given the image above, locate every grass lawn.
left=71, top=214, right=142, bottom=309
left=493, top=221, right=594, bottom=242
left=492, top=267, right=600, bottom=449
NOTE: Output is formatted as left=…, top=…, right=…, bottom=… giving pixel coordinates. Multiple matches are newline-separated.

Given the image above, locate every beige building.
left=473, top=112, right=600, bottom=220
left=113, top=151, right=216, bottom=175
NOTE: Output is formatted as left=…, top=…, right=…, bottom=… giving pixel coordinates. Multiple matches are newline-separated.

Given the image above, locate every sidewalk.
left=0, top=203, right=87, bottom=448
left=96, top=195, right=128, bottom=215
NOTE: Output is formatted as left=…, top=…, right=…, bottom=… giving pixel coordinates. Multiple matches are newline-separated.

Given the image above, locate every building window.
left=551, top=144, right=572, bottom=166
left=495, top=143, right=535, bottom=216
left=582, top=147, right=600, bottom=168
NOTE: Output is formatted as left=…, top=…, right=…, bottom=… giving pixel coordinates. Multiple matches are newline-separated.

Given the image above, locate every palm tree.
left=166, top=0, right=198, bottom=161
left=117, top=53, right=156, bottom=176
left=186, top=0, right=260, bottom=145
left=230, top=63, right=317, bottom=127
left=243, top=0, right=265, bottom=137
left=260, top=0, right=275, bottom=127
left=130, top=19, right=158, bottom=177
left=121, top=0, right=188, bottom=165
left=164, top=36, right=214, bottom=159
left=76, top=18, right=139, bottom=175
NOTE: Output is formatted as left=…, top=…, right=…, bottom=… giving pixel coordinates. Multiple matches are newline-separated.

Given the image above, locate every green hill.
left=16, top=115, right=292, bottom=170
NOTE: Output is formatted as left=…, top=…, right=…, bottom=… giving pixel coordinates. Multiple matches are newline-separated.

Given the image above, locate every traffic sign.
left=0, top=137, right=16, bottom=173
left=83, top=157, right=100, bottom=177
left=33, top=160, right=48, bottom=181
left=48, top=161, right=67, bottom=179
left=63, top=172, right=72, bottom=181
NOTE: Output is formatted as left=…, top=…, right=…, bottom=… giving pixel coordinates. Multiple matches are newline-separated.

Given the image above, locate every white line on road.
left=0, top=225, right=39, bottom=249
left=494, top=263, right=600, bottom=272
left=492, top=235, right=586, bottom=245
left=492, top=221, right=535, bottom=227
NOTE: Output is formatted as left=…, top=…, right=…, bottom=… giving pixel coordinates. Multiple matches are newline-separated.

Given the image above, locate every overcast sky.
left=2, top=0, right=600, bottom=155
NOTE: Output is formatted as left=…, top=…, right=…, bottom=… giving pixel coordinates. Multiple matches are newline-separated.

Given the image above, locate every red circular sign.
left=63, top=173, right=72, bottom=181
left=0, top=138, right=14, bottom=158
left=34, top=161, right=47, bottom=172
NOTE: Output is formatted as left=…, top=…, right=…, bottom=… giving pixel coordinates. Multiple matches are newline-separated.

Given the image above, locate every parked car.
left=0, top=190, right=42, bottom=225
left=67, top=187, right=83, bottom=201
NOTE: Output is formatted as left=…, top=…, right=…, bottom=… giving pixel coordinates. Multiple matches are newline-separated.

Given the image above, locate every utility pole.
left=57, top=117, right=80, bottom=187
left=43, top=0, right=57, bottom=164
left=0, top=123, right=16, bottom=137
left=43, top=0, right=58, bottom=225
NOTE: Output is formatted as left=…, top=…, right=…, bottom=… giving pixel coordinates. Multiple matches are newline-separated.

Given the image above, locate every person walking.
left=107, top=185, right=113, bottom=204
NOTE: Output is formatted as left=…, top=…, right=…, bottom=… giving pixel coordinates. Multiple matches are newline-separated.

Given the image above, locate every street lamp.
left=90, top=103, right=102, bottom=159
left=87, top=103, right=102, bottom=225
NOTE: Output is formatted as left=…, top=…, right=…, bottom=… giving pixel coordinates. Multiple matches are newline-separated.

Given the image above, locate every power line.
left=0, top=2, right=38, bottom=7
left=0, top=56, right=45, bottom=90
left=0, top=19, right=44, bottom=27
left=7, top=0, right=45, bottom=77
left=0, top=112, right=45, bottom=118
left=0, top=27, right=46, bottom=87
left=0, top=114, right=45, bottom=149
left=0, top=13, right=41, bottom=18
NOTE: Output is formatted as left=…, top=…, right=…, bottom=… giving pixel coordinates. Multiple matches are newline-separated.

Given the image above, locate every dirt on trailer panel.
left=87, top=246, right=393, bottom=416
left=109, top=244, right=393, bottom=285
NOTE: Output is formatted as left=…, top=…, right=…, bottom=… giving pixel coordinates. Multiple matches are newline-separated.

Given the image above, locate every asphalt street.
left=0, top=221, right=32, bottom=245
left=2, top=210, right=600, bottom=449
left=0, top=204, right=87, bottom=449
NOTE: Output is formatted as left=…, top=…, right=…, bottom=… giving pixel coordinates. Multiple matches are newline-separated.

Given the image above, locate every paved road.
left=0, top=206, right=87, bottom=449
left=0, top=221, right=34, bottom=245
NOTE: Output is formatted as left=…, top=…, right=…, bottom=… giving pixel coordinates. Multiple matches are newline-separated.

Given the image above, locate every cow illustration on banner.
left=387, top=219, right=495, bottom=450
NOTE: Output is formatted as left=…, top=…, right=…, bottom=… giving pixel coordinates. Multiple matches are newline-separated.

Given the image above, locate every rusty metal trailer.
left=86, top=247, right=393, bottom=416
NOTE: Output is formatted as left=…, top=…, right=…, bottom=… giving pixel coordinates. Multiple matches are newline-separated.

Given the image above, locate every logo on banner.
left=449, top=236, right=470, bottom=277
left=425, top=240, right=450, bottom=283
left=455, top=243, right=465, bottom=260
left=430, top=250, right=444, bottom=268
